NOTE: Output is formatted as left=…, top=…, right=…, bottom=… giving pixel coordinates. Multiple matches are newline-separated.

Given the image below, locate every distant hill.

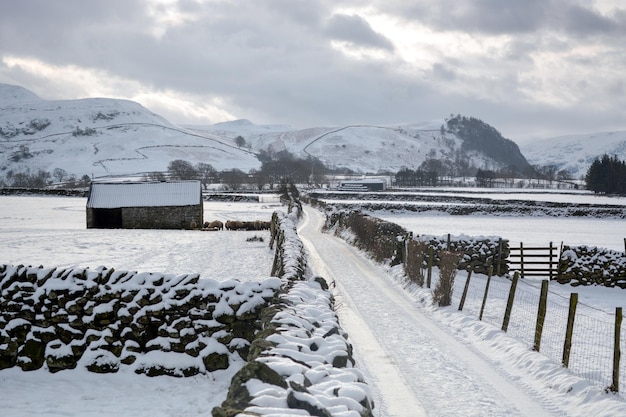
left=520, top=132, right=626, bottom=179
left=192, top=118, right=531, bottom=175
left=0, top=83, right=260, bottom=184
left=2, top=82, right=623, bottom=185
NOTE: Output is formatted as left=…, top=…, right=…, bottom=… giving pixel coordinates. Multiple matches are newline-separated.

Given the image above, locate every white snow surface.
left=2, top=195, right=626, bottom=416
left=299, top=206, right=626, bottom=417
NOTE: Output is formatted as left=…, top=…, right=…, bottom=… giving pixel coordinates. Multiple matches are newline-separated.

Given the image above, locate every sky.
left=1, top=0, right=625, bottom=142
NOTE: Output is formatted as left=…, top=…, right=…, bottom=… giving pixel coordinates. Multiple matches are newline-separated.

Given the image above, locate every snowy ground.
left=0, top=195, right=278, bottom=416
left=1, top=195, right=278, bottom=280
left=2, top=194, right=626, bottom=416
left=299, top=206, right=626, bottom=417
left=317, top=188, right=626, bottom=250
left=374, top=213, right=626, bottom=251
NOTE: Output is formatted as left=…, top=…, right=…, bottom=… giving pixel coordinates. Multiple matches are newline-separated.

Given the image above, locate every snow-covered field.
left=1, top=195, right=278, bottom=280
left=321, top=189, right=626, bottom=250
left=377, top=213, right=626, bottom=251
left=2, top=193, right=626, bottom=416
left=0, top=195, right=279, bottom=416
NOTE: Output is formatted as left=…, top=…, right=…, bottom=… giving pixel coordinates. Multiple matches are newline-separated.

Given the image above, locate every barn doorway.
left=92, top=208, right=122, bottom=228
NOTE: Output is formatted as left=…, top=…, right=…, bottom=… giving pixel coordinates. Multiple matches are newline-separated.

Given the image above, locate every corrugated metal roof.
left=87, top=181, right=201, bottom=208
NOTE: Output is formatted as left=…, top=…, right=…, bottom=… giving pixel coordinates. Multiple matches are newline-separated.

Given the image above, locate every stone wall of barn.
left=122, top=205, right=202, bottom=229
left=87, top=205, right=203, bottom=229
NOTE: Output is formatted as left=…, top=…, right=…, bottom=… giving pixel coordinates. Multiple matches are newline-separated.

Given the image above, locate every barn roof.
left=87, top=181, right=202, bottom=209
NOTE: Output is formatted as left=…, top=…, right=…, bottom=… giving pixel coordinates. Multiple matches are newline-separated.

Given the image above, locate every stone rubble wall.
left=0, top=264, right=281, bottom=376
left=1, top=206, right=375, bottom=417
left=214, top=211, right=375, bottom=417
left=325, top=209, right=509, bottom=275
left=558, top=245, right=626, bottom=288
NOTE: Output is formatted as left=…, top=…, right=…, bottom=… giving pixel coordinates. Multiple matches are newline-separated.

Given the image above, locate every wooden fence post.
left=502, top=272, right=519, bottom=332
left=519, top=242, right=524, bottom=278
left=479, top=266, right=493, bottom=321
left=458, top=270, right=473, bottom=311
left=405, top=232, right=412, bottom=268
left=549, top=242, right=554, bottom=281
left=496, top=238, right=503, bottom=276
left=611, top=307, right=622, bottom=392
left=557, top=241, right=564, bottom=282
left=427, top=246, right=433, bottom=288
left=533, top=280, right=549, bottom=352
left=447, top=234, right=451, bottom=251
left=562, top=293, right=578, bottom=368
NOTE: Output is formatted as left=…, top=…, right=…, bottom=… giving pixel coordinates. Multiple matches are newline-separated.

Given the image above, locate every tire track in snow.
left=298, top=206, right=557, bottom=417
left=299, top=210, right=428, bottom=417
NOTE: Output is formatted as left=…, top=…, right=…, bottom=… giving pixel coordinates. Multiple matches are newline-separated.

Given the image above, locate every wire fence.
left=450, top=272, right=623, bottom=395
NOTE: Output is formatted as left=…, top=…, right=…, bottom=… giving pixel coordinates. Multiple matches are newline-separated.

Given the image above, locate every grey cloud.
left=1, top=0, right=626, bottom=140
left=560, top=4, right=622, bottom=36
left=324, top=13, right=394, bottom=51
left=388, top=0, right=626, bottom=37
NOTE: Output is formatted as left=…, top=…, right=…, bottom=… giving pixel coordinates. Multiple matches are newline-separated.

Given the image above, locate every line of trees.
left=1, top=167, right=91, bottom=188
left=153, top=152, right=330, bottom=191
left=395, top=167, right=438, bottom=187
left=585, top=154, right=626, bottom=195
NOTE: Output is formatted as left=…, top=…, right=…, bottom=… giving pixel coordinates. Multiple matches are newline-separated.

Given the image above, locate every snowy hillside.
left=520, top=131, right=626, bottom=179
left=3, top=82, right=625, bottom=182
left=0, top=84, right=260, bottom=183
left=191, top=119, right=515, bottom=174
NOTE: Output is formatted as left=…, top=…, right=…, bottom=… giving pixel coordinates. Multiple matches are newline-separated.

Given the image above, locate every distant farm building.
left=338, top=179, right=386, bottom=191
left=86, top=181, right=203, bottom=229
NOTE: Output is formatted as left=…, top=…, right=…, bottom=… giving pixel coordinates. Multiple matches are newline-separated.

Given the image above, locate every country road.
left=297, top=205, right=560, bottom=417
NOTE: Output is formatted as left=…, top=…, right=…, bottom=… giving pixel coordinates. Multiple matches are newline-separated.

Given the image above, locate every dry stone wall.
left=558, top=245, right=626, bottom=288
left=325, top=209, right=509, bottom=275
left=0, top=264, right=281, bottom=376
left=214, top=211, right=374, bottom=417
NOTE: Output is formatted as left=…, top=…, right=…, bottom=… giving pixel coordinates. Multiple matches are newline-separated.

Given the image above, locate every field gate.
left=508, top=242, right=562, bottom=279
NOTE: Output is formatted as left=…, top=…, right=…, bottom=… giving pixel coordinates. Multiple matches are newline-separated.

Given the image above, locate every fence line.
left=450, top=271, right=623, bottom=394
left=319, top=208, right=625, bottom=395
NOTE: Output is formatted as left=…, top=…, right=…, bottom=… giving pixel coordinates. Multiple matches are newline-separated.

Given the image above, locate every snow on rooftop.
left=87, top=181, right=201, bottom=208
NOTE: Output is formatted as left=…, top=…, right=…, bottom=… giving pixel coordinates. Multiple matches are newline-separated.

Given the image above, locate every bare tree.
left=52, top=168, right=68, bottom=183
left=221, top=169, right=246, bottom=190
left=168, top=160, right=198, bottom=180
left=196, top=162, right=217, bottom=189
left=433, top=251, right=462, bottom=307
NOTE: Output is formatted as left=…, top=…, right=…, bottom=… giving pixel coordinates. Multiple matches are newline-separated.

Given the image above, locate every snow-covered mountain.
left=1, top=82, right=624, bottom=183
left=190, top=118, right=528, bottom=174
left=520, top=132, right=626, bottom=179
left=0, top=84, right=260, bottom=183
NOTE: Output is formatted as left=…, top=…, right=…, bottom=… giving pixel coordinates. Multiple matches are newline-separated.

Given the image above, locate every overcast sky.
left=1, top=0, right=625, bottom=141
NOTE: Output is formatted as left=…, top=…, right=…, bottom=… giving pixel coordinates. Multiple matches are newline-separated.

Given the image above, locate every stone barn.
left=86, top=181, right=203, bottom=229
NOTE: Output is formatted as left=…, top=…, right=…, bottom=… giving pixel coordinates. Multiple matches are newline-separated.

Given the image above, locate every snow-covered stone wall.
left=414, top=233, right=510, bottom=275
left=558, top=245, right=626, bottom=288
left=0, top=264, right=281, bottom=375
left=269, top=211, right=306, bottom=280
left=215, top=209, right=374, bottom=417
left=213, top=278, right=374, bottom=417
left=325, top=209, right=509, bottom=275
left=1, top=207, right=375, bottom=417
